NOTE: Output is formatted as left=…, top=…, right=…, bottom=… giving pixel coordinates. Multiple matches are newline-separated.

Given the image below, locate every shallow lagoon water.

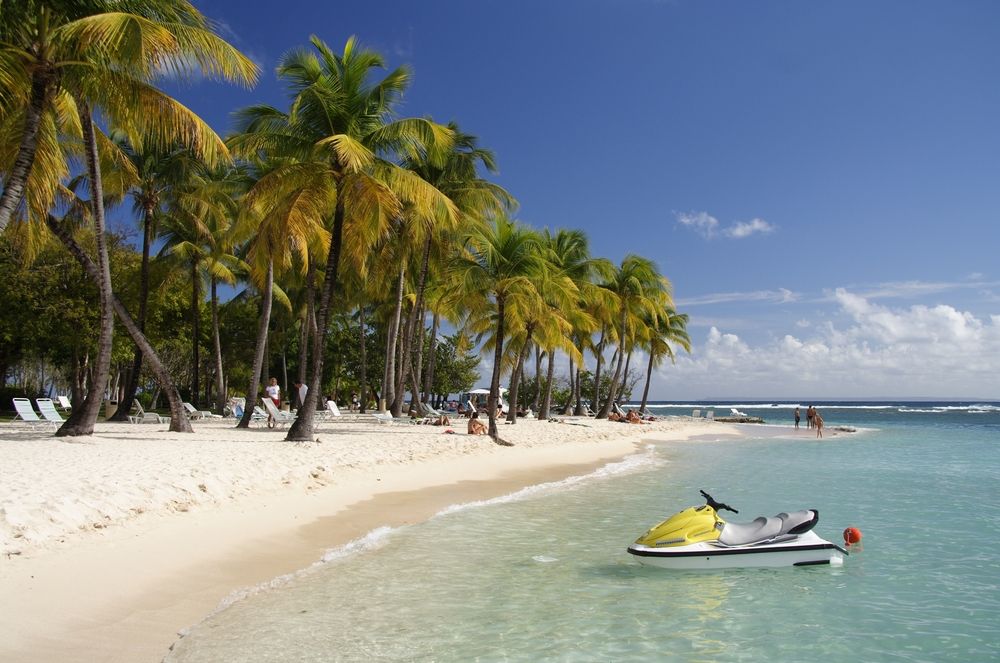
left=166, top=403, right=1000, bottom=662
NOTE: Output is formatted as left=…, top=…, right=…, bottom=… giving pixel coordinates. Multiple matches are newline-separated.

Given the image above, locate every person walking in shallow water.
left=794, top=407, right=801, bottom=429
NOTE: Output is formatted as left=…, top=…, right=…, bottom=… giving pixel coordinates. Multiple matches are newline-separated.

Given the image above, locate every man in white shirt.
left=294, top=380, right=308, bottom=410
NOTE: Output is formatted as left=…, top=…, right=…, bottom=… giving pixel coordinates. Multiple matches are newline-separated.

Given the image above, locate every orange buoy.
left=843, top=527, right=862, bottom=545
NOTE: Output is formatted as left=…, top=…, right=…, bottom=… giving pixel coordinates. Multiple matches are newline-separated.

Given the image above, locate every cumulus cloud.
left=652, top=290, right=1000, bottom=398
left=675, top=211, right=776, bottom=240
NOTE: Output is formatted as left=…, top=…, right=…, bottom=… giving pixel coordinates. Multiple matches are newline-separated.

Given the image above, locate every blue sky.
left=162, top=0, right=999, bottom=399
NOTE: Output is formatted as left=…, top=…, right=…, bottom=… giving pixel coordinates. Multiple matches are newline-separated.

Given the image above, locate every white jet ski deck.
left=627, top=491, right=848, bottom=570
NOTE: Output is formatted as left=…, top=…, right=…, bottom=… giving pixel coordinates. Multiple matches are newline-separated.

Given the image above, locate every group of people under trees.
left=794, top=405, right=825, bottom=438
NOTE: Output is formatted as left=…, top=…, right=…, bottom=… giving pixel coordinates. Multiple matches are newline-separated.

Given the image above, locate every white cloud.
left=675, top=211, right=776, bottom=240
left=724, top=217, right=776, bottom=238
left=675, top=211, right=719, bottom=239
left=677, top=288, right=799, bottom=306
left=650, top=290, right=1000, bottom=398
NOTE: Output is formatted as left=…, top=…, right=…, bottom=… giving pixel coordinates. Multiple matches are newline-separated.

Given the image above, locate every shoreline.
left=0, top=416, right=735, bottom=662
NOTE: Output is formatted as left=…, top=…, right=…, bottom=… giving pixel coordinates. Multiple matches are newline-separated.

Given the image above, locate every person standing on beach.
left=806, top=405, right=816, bottom=429
left=815, top=412, right=824, bottom=438
left=794, top=407, right=801, bottom=429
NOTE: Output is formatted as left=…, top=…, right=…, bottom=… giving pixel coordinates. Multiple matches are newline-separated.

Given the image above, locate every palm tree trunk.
left=565, top=358, right=577, bottom=415
left=531, top=345, right=543, bottom=412
left=286, top=199, right=346, bottom=441
left=406, top=238, right=433, bottom=413
left=238, top=260, right=273, bottom=428
left=190, top=261, right=200, bottom=406
left=381, top=266, right=404, bottom=411
left=597, top=310, right=628, bottom=419
left=422, top=312, right=439, bottom=402
left=56, top=103, right=113, bottom=437
left=539, top=349, right=556, bottom=420
left=211, top=278, right=226, bottom=414
left=0, top=66, right=52, bottom=232
left=358, top=302, right=368, bottom=413
left=506, top=323, right=534, bottom=424
left=110, top=204, right=154, bottom=422
left=640, top=351, right=655, bottom=413
left=591, top=326, right=607, bottom=415
left=487, top=295, right=512, bottom=444
left=44, top=216, right=192, bottom=431
left=407, top=300, right=427, bottom=414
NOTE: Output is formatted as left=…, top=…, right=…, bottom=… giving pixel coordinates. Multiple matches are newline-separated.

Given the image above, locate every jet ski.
left=627, top=490, right=848, bottom=569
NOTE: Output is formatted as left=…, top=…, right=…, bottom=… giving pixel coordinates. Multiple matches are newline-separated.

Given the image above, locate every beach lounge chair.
left=706, top=410, right=714, bottom=421
left=128, top=399, right=168, bottom=424
left=261, top=398, right=296, bottom=429
left=183, top=402, right=220, bottom=420
left=691, top=409, right=701, bottom=418
left=233, top=404, right=268, bottom=427
left=11, top=398, right=47, bottom=429
left=35, top=398, right=66, bottom=425
left=57, top=395, right=72, bottom=411
left=373, top=412, right=414, bottom=425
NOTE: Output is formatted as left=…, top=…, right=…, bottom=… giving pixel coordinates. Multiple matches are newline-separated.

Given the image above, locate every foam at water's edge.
left=173, top=447, right=663, bottom=641
left=434, top=445, right=664, bottom=517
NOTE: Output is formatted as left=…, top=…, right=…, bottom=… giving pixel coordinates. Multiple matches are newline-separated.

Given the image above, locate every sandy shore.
left=0, top=414, right=733, bottom=662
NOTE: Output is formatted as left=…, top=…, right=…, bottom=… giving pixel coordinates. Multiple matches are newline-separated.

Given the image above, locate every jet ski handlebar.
left=700, top=490, right=739, bottom=514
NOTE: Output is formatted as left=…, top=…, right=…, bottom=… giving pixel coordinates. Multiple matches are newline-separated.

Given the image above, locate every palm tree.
left=399, top=124, right=515, bottom=415
left=229, top=36, right=455, bottom=441
left=1, top=2, right=258, bottom=435
left=595, top=256, right=672, bottom=419
left=108, top=138, right=196, bottom=421
left=231, top=158, right=328, bottom=428
left=638, top=308, right=690, bottom=413
left=446, top=216, right=541, bottom=442
left=0, top=1, right=257, bottom=229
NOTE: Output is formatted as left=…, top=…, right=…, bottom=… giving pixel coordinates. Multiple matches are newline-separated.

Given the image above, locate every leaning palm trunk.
left=56, top=104, right=115, bottom=436
left=539, top=349, right=556, bottom=420
left=286, top=203, right=346, bottom=441
left=639, top=351, right=655, bottom=413
left=0, top=70, right=52, bottom=231
left=238, top=260, right=274, bottom=428
left=44, top=217, right=192, bottom=431
left=211, top=278, right=226, bottom=414
left=110, top=206, right=154, bottom=422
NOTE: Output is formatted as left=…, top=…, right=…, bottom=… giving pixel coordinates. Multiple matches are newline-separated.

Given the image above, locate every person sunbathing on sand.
left=626, top=410, right=645, bottom=424
left=467, top=412, right=487, bottom=435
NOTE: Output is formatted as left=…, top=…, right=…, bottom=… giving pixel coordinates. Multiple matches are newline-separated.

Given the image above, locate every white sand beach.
left=0, top=415, right=732, bottom=663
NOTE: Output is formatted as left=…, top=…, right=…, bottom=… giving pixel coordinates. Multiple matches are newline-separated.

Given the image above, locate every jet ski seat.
left=717, top=509, right=819, bottom=546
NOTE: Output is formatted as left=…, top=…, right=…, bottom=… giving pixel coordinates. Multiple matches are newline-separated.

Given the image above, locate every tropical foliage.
left=0, top=17, right=690, bottom=442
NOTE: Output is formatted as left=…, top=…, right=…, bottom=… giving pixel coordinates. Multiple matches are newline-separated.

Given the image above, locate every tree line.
left=0, top=1, right=691, bottom=443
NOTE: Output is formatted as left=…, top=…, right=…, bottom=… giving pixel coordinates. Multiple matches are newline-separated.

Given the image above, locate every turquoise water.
left=166, top=403, right=1000, bottom=662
